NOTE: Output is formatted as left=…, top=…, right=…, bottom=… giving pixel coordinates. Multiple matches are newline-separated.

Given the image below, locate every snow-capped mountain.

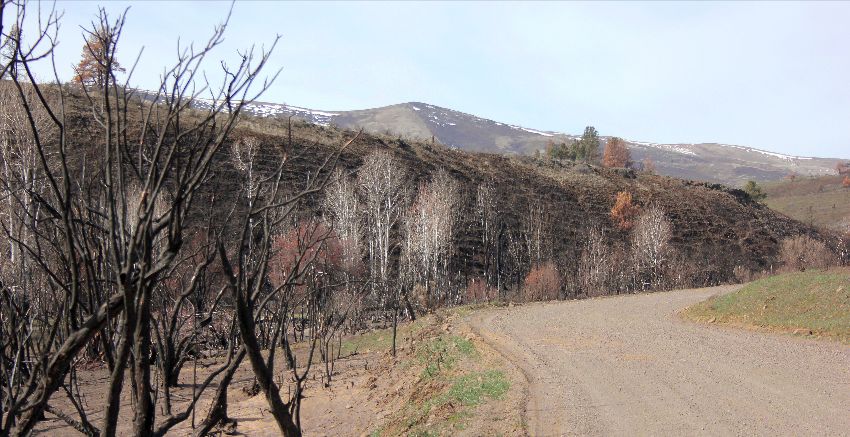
left=145, top=90, right=841, bottom=186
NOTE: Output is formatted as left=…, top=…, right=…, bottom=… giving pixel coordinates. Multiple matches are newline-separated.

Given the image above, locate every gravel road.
left=470, top=286, right=850, bottom=436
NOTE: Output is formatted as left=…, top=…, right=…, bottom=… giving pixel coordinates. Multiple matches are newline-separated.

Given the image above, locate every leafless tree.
left=0, top=81, right=51, bottom=271
left=149, top=226, right=229, bottom=418
left=324, top=169, right=362, bottom=269
left=503, top=227, right=528, bottom=296
left=217, top=130, right=358, bottom=435
left=631, top=205, right=673, bottom=290
left=402, top=169, right=460, bottom=308
left=475, top=179, right=498, bottom=287
left=524, top=199, right=549, bottom=268
left=323, top=169, right=364, bottom=329
left=0, top=3, right=283, bottom=436
left=836, top=233, right=850, bottom=266
left=232, top=136, right=262, bottom=202
left=577, top=226, right=612, bottom=296
left=357, top=151, right=409, bottom=355
left=779, top=235, right=835, bottom=272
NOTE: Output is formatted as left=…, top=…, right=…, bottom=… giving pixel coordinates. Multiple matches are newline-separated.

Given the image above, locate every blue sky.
left=21, top=1, right=850, bottom=157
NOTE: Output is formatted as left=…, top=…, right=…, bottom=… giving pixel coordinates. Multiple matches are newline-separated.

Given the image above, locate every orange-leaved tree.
left=73, top=23, right=125, bottom=87
left=522, top=262, right=561, bottom=302
left=843, top=175, right=850, bottom=188
left=610, top=191, right=639, bottom=230
left=602, top=137, right=631, bottom=168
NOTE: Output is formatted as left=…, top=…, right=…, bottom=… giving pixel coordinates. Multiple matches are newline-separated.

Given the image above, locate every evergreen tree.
left=546, top=127, right=600, bottom=163
left=546, top=140, right=576, bottom=161
left=743, top=180, right=767, bottom=202
left=577, top=126, right=600, bottom=163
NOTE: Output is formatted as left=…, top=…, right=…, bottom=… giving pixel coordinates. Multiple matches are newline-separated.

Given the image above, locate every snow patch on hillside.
left=145, top=91, right=827, bottom=166
left=282, top=105, right=339, bottom=118
left=182, top=95, right=339, bottom=126
left=511, top=126, right=554, bottom=137
left=629, top=140, right=821, bottom=162
left=717, top=144, right=813, bottom=161
left=240, top=102, right=338, bottom=125
left=631, top=141, right=698, bottom=156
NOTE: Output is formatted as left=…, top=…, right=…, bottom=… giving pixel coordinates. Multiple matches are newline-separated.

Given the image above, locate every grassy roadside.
left=377, top=333, right=510, bottom=436
left=339, top=316, right=431, bottom=357
left=337, top=306, right=517, bottom=436
left=683, top=268, right=850, bottom=343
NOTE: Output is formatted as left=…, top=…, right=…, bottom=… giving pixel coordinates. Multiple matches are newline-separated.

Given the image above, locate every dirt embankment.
left=35, top=308, right=525, bottom=437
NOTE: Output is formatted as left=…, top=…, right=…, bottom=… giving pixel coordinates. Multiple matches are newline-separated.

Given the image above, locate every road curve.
left=469, top=286, right=850, bottom=436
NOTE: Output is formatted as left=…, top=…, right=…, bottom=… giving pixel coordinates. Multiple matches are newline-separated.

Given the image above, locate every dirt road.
left=470, top=286, right=850, bottom=436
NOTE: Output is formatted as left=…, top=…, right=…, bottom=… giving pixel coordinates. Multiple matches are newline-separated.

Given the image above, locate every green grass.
left=399, top=368, right=510, bottom=436
left=447, top=370, right=510, bottom=406
left=418, top=335, right=477, bottom=379
left=340, top=316, right=430, bottom=356
left=353, top=305, right=514, bottom=435
left=378, top=329, right=510, bottom=436
left=684, top=269, right=850, bottom=343
left=411, top=335, right=508, bottom=431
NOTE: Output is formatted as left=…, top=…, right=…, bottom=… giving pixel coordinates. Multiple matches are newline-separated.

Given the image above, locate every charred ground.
left=222, top=111, right=829, bottom=290
left=57, top=88, right=835, bottom=294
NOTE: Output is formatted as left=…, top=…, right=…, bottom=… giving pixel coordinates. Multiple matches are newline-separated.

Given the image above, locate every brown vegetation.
left=465, top=277, right=498, bottom=303
left=762, top=174, right=850, bottom=233
left=778, top=235, right=836, bottom=272
left=602, top=137, right=631, bottom=168
left=522, top=262, right=561, bottom=301
left=642, top=157, right=656, bottom=174
left=73, top=22, right=124, bottom=86
left=610, top=191, right=640, bottom=231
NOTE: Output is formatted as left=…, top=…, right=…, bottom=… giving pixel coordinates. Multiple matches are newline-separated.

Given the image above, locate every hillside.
left=63, top=88, right=841, bottom=290
left=223, top=112, right=834, bottom=291
left=214, top=98, right=843, bottom=187
left=763, top=175, right=850, bottom=232
left=9, top=83, right=847, bottom=437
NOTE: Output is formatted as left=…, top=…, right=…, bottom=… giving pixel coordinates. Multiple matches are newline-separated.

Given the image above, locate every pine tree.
left=546, top=141, right=576, bottom=161
left=578, top=126, right=600, bottom=163
left=743, top=180, right=767, bottom=202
